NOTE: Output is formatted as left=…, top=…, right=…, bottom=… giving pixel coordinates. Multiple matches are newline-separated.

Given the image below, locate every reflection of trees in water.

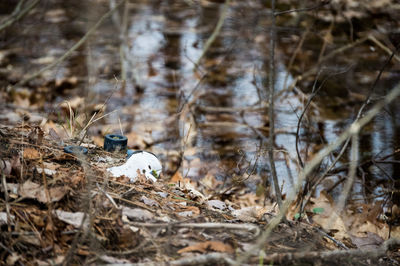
left=195, top=2, right=242, bottom=179
left=386, top=100, right=400, bottom=205
left=161, top=0, right=182, bottom=140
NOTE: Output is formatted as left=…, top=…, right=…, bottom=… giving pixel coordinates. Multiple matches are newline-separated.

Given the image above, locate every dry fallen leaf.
left=54, top=210, right=88, bottom=229
left=0, top=212, right=15, bottom=225
left=140, top=195, right=159, bottom=207
left=99, top=255, right=131, bottom=264
left=118, top=224, right=140, bottom=248
left=207, top=200, right=227, bottom=211
left=201, top=173, right=223, bottom=189
left=19, top=234, right=41, bottom=246
left=122, top=207, right=154, bottom=221
left=350, top=232, right=384, bottom=250
left=23, top=148, right=41, bottom=160
left=0, top=154, right=20, bottom=176
left=170, top=171, right=184, bottom=183
left=177, top=241, right=234, bottom=254
left=184, top=180, right=206, bottom=202
left=27, top=126, right=44, bottom=145
left=36, top=162, right=60, bottom=176
left=232, top=206, right=269, bottom=222
left=308, top=192, right=349, bottom=240
left=19, top=180, right=67, bottom=203
left=0, top=160, right=12, bottom=175
left=125, top=131, right=148, bottom=149
left=177, top=211, right=194, bottom=217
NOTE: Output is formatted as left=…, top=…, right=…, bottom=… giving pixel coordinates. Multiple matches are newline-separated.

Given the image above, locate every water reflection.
left=109, top=0, right=306, bottom=194
left=5, top=0, right=399, bottom=203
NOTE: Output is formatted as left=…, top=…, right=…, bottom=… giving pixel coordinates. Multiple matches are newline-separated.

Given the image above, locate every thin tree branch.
left=195, top=0, right=231, bottom=67
left=235, top=82, right=400, bottom=265
left=336, top=134, right=359, bottom=214
left=261, top=238, right=400, bottom=264
left=278, top=36, right=369, bottom=97
left=268, top=0, right=283, bottom=208
left=12, top=0, right=126, bottom=88
left=300, top=42, right=400, bottom=211
left=274, top=1, right=330, bottom=16
left=0, top=0, right=39, bottom=32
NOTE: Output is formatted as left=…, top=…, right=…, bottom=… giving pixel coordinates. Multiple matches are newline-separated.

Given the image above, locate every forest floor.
left=1, top=125, right=399, bottom=265
left=1, top=0, right=400, bottom=265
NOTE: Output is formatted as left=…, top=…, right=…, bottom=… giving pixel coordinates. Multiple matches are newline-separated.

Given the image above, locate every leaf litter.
left=0, top=125, right=399, bottom=265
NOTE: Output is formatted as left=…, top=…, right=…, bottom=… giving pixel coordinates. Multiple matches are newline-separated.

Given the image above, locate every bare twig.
left=318, top=20, right=334, bottom=63
left=236, top=82, right=400, bottom=264
left=128, top=252, right=237, bottom=266
left=295, top=71, right=322, bottom=168
left=315, top=227, right=349, bottom=250
left=129, top=222, right=260, bottom=236
left=260, top=238, right=400, bottom=264
left=368, top=35, right=400, bottom=63
left=295, top=65, right=351, bottom=171
left=0, top=0, right=40, bottom=32
left=301, top=42, right=400, bottom=211
left=96, top=183, right=121, bottom=210
left=78, top=80, right=121, bottom=145
left=336, top=133, right=359, bottom=213
left=62, top=153, right=94, bottom=265
left=197, top=105, right=267, bottom=113
left=278, top=36, right=369, bottom=97
left=0, top=242, right=13, bottom=254
left=274, top=1, right=330, bottom=16
left=1, top=173, right=12, bottom=232
left=195, top=0, right=231, bottom=67
left=267, top=0, right=283, bottom=208
left=40, top=154, right=55, bottom=248
left=283, top=24, right=311, bottom=91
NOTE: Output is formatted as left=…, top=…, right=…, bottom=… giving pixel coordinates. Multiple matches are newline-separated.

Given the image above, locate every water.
left=2, top=0, right=400, bottom=204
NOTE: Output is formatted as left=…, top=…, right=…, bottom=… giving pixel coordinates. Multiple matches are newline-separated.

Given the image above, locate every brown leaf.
left=125, top=131, right=148, bottom=149
left=23, top=148, right=41, bottom=160
left=45, top=122, right=65, bottom=142
left=136, top=169, right=149, bottom=183
left=0, top=160, right=12, bottom=175
left=308, top=191, right=348, bottom=240
left=202, top=173, right=223, bottom=189
left=91, top=135, right=103, bottom=147
left=177, top=241, right=234, bottom=254
left=36, top=162, right=60, bottom=177
left=207, top=200, right=227, bottom=211
left=122, top=207, right=154, bottom=221
left=140, top=195, right=159, bottom=207
left=0, top=155, right=21, bottom=178
left=232, top=206, right=269, bottom=222
left=19, top=234, right=41, bottom=246
left=350, top=232, right=384, bottom=250
left=19, top=180, right=67, bottom=203
left=27, top=127, right=44, bottom=145
left=118, top=225, right=139, bottom=248
left=54, top=210, right=88, bottom=228
left=170, top=171, right=183, bottom=183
